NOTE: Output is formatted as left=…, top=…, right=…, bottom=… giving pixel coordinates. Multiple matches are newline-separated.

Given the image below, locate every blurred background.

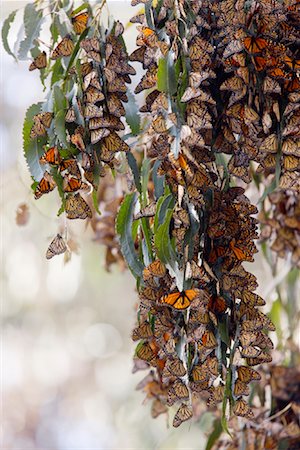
left=1, top=1, right=299, bottom=449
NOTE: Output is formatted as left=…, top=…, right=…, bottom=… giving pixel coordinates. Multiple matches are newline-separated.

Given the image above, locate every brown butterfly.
left=29, top=51, right=47, bottom=71
left=173, top=403, right=193, bottom=428
left=65, top=193, right=92, bottom=219
left=46, top=234, right=67, bottom=259
left=135, top=341, right=156, bottom=363
left=30, top=112, right=53, bottom=139
left=132, top=322, right=153, bottom=341
left=51, top=36, right=74, bottom=59
left=167, top=380, right=189, bottom=406
left=233, top=398, right=254, bottom=419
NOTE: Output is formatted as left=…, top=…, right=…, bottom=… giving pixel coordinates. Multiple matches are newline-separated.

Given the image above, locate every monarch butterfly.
left=107, top=94, right=126, bottom=118
left=237, top=366, right=261, bottom=383
left=65, top=193, right=92, bottom=220
left=136, top=26, right=157, bottom=48
left=220, top=76, right=244, bottom=92
left=260, top=134, right=278, bottom=153
left=233, top=380, right=250, bottom=397
left=283, top=55, right=300, bottom=71
left=282, top=138, right=300, bottom=157
left=101, top=132, right=130, bottom=152
left=34, top=171, right=56, bottom=199
left=135, top=341, right=156, bottom=363
left=208, top=245, right=226, bottom=263
left=132, top=322, right=153, bottom=341
left=201, top=330, right=217, bottom=349
left=59, top=159, right=81, bottom=178
left=90, top=129, right=110, bottom=145
left=233, top=398, right=254, bottom=418
left=284, top=155, right=299, bottom=171
left=192, top=364, right=209, bottom=382
left=203, top=356, right=219, bottom=376
left=40, top=146, right=61, bottom=165
left=229, top=240, right=251, bottom=261
left=134, top=202, right=156, bottom=220
left=173, top=403, right=193, bottom=428
left=80, top=37, right=100, bottom=53
left=263, top=77, right=281, bottom=94
left=207, top=385, right=224, bottom=407
left=239, top=331, right=257, bottom=347
left=84, top=103, right=103, bottom=119
left=284, top=75, right=300, bottom=92
left=151, top=399, right=168, bottom=418
left=71, top=132, right=85, bottom=151
left=134, top=65, right=157, bottom=94
left=51, top=36, right=74, bottom=59
left=167, top=380, right=189, bottom=406
left=244, top=36, right=268, bottom=54
left=30, top=112, right=53, bottom=139
left=63, top=176, right=86, bottom=193
left=46, top=234, right=67, bottom=259
left=65, top=107, right=76, bottom=123
left=160, top=289, right=199, bottom=310
left=29, top=51, right=47, bottom=71
left=143, top=260, right=166, bottom=281
left=207, top=296, right=227, bottom=313
left=223, top=39, right=244, bottom=58
left=241, top=346, right=262, bottom=358
left=84, top=86, right=105, bottom=104
left=253, top=55, right=267, bottom=71
left=165, top=358, right=186, bottom=377
left=72, top=11, right=89, bottom=35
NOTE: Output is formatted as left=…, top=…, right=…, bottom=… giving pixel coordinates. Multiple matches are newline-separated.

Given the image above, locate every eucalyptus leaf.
left=124, top=90, right=141, bottom=135
left=54, top=110, right=68, bottom=148
left=18, top=3, right=44, bottom=60
left=154, top=208, right=177, bottom=268
left=23, top=103, right=46, bottom=181
left=116, top=192, right=144, bottom=278
left=1, top=9, right=18, bottom=60
left=127, top=153, right=141, bottom=192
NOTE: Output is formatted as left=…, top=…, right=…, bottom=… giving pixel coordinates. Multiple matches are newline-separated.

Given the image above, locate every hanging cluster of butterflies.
left=260, top=190, right=300, bottom=268
left=207, top=0, right=300, bottom=190
left=215, top=365, right=300, bottom=449
left=26, top=5, right=135, bottom=258
left=127, top=0, right=279, bottom=427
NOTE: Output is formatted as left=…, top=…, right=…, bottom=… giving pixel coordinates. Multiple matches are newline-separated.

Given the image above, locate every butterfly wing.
left=46, top=234, right=67, bottom=259
left=72, top=12, right=89, bottom=35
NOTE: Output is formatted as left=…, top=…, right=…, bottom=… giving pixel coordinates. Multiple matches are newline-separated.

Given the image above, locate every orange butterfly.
left=283, top=55, right=300, bottom=71
left=229, top=240, right=249, bottom=260
left=40, top=146, right=61, bottom=165
left=34, top=171, right=56, bottom=199
left=72, top=12, right=89, bottom=35
left=160, top=289, right=199, bottom=310
left=244, top=36, right=268, bottom=54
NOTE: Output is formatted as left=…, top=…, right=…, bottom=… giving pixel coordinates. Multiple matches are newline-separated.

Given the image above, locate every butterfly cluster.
left=128, top=0, right=278, bottom=427
left=26, top=7, right=135, bottom=256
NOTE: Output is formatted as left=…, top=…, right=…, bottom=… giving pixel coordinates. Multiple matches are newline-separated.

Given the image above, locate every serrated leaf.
left=124, top=90, right=141, bottom=135
left=23, top=103, right=46, bottom=181
left=116, top=192, right=144, bottom=278
left=152, top=160, right=165, bottom=200
left=154, top=192, right=173, bottom=233
left=157, top=53, right=177, bottom=95
left=127, top=152, right=141, bottom=192
left=154, top=208, right=177, bottom=268
left=53, top=85, right=67, bottom=112
left=205, top=419, right=223, bottom=450
left=54, top=110, right=68, bottom=147
left=18, top=3, right=44, bottom=60
left=1, top=9, right=18, bottom=60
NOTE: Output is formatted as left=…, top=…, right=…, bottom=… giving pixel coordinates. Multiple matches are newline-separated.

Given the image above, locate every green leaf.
left=23, top=103, right=46, bottom=181
left=1, top=9, right=18, bottom=60
left=18, top=3, right=44, bottom=60
left=124, top=90, right=141, bottom=135
left=64, top=27, right=89, bottom=77
left=141, top=158, right=151, bottom=206
left=53, top=85, right=67, bottom=112
left=92, top=189, right=101, bottom=215
left=116, top=192, right=144, bottom=278
left=71, top=3, right=90, bottom=16
left=126, top=152, right=141, bottom=192
left=157, top=53, right=177, bottom=95
left=154, top=192, right=173, bottom=233
left=205, top=419, right=223, bottom=450
left=51, top=169, right=65, bottom=215
left=51, top=60, right=64, bottom=87
left=154, top=208, right=177, bottom=268
left=152, top=160, right=165, bottom=200
left=54, top=110, right=68, bottom=148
